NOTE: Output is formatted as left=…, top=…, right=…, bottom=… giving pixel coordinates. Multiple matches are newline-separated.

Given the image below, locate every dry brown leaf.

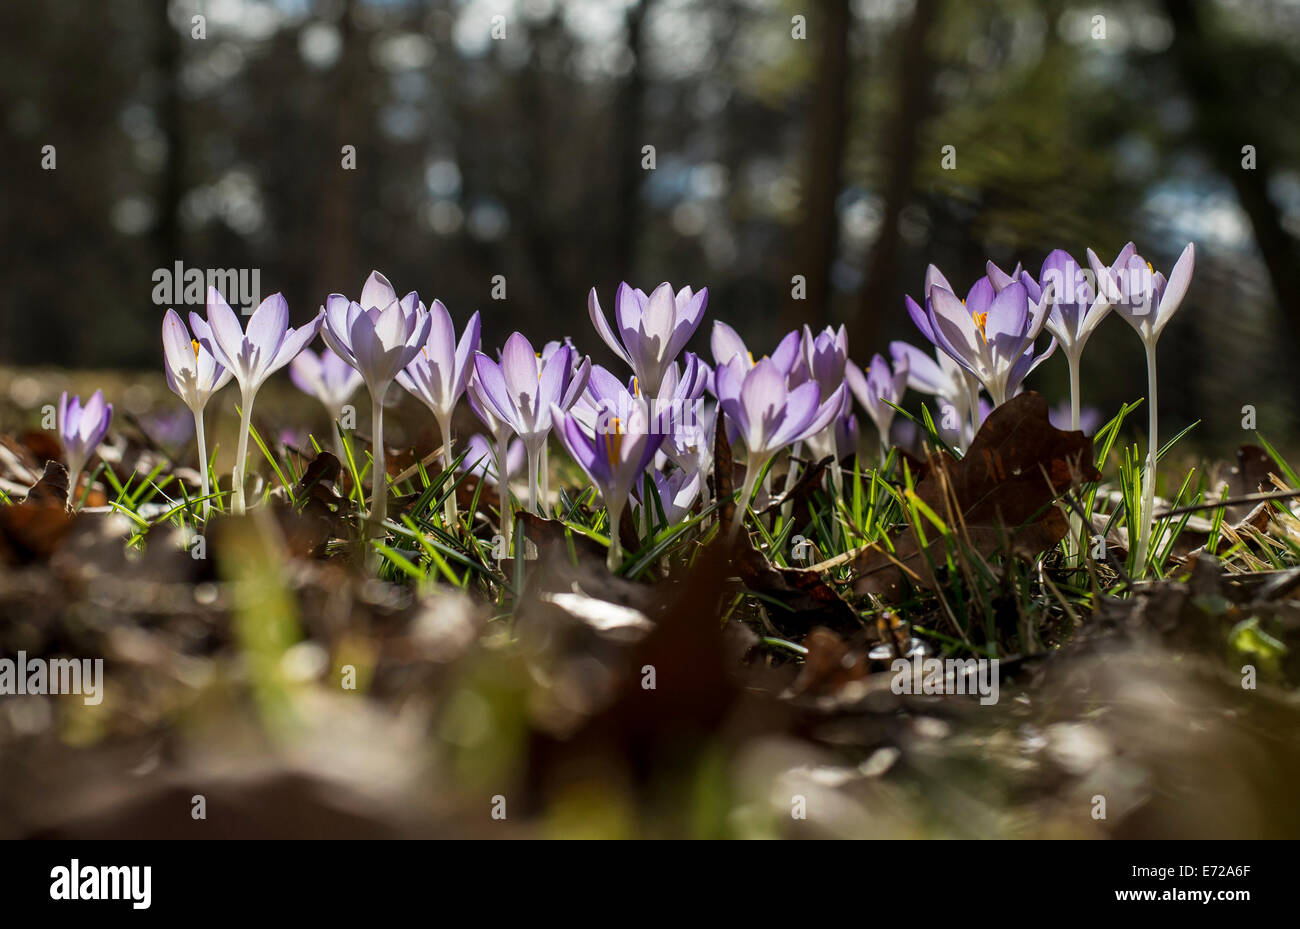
left=848, top=392, right=1101, bottom=600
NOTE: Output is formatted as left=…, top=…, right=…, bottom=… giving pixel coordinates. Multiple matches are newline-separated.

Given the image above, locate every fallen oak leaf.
left=0, top=462, right=75, bottom=564
left=279, top=451, right=345, bottom=558
left=848, top=392, right=1101, bottom=600
left=24, top=459, right=71, bottom=509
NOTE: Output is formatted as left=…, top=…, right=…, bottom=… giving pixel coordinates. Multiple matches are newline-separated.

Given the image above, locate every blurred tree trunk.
left=1163, top=0, right=1300, bottom=359
left=153, top=0, right=183, bottom=275
left=519, top=14, right=565, bottom=321
left=784, top=0, right=853, bottom=332
left=314, top=0, right=362, bottom=299
left=851, top=0, right=937, bottom=354
left=613, top=0, right=650, bottom=284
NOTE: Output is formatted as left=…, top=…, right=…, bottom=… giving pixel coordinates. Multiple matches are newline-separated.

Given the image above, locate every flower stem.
left=1064, top=354, right=1084, bottom=564
left=1133, top=340, right=1159, bottom=575
left=606, top=496, right=625, bottom=572
left=780, top=440, right=802, bottom=525
left=829, top=456, right=845, bottom=549
left=727, top=459, right=762, bottom=546
left=194, top=409, right=210, bottom=518
left=65, top=455, right=85, bottom=511
left=497, top=429, right=512, bottom=549
left=1068, top=354, right=1082, bottom=432
left=540, top=444, right=550, bottom=517
left=526, top=441, right=541, bottom=515
left=966, top=376, right=982, bottom=442
left=232, top=392, right=255, bottom=515
left=437, top=413, right=457, bottom=528
left=370, top=391, right=387, bottom=559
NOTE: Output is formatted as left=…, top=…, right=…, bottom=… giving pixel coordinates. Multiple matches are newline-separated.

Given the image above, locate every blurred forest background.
left=3, top=0, right=1300, bottom=449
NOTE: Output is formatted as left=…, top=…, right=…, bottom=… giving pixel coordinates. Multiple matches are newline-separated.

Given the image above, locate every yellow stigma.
left=632, top=376, right=640, bottom=397
left=192, top=339, right=201, bottom=358
left=1147, top=261, right=1154, bottom=274
left=973, top=311, right=988, bottom=341
left=746, top=351, right=755, bottom=365
left=603, top=418, right=624, bottom=462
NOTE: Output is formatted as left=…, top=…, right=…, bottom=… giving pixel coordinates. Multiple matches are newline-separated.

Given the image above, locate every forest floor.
left=1, top=367, right=1298, bottom=838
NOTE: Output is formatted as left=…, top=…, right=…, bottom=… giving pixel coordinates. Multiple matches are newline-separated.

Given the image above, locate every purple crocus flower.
left=633, top=467, right=702, bottom=529
left=926, top=275, right=1055, bottom=408
left=985, top=259, right=1023, bottom=292
left=1089, top=242, right=1194, bottom=344
left=550, top=367, right=667, bottom=570
left=889, top=340, right=973, bottom=446
left=709, top=322, right=804, bottom=388
left=58, top=390, right=113, bottom=508
left=290, top=347, right=363, bottom=422
left=1088, top=241, right=1195, bottom=574
left=289, top=345, right=363, bottom=465
left=1049, top=400, right=1101, bottom=435
left=395, top=301, right=481, bottom=524
left=660, top=393, right=717, bottom=502
left=834, top=411, right=860, bottom=462
left=194, top=287, right=323, bottom=515
left=797, top=325, right=851, bottom=462
left=162, top=308, right=233, bottom=516
left=1030, top=249, right=1114, bottom=431
left=588, top=281, right=708, bottom=395
left=714, top=355, right=846, bottom=539
left=846, top=352, right=909, bottom=460
left=905, top=265, right=986, bottom=434
left=459, top=432, right=525, bottom=488
left=320, top=271, right=432, bottom=536
left=467, top=369, right=520, bottom=540
left=473, top=332, right=591, bottom=514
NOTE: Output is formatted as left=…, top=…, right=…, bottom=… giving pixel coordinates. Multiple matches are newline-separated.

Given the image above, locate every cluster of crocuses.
left=893, top=241, right=1195, bottom=567
left=51, top=243, right=1192, bottom=576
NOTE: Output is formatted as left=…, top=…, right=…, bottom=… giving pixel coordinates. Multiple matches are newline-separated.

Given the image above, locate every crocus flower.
left=58, top=390, right=113, bottom=508
left=162, top=308, right=233, bottom=516
left=1089, top=241, right=1195, bottom=573
left=1029, top=249, right=1112, bottom=431
left=290, top=347, right=363, bottom=428
left=536, top=337, right=583, bottom=512
left=846, top=352, right=909, bottom=460
left=633, top=467, right=701, bottom=529
left=889, top=340, right=973, bottom=446
left=195, top=288, right=323, bottom=515
left=905, top=266, right=985, bottom=434
left=588, top=282, right=707, bottom=395
left=467, top=370, right=519, bottom=541
left=925, top=276, right=1055, bottom=408
left=660, top=394, right=716, bottom=503
left=320, top=271, right=431, bottom=537
left=714, top=355, right=846, bottom=540
left=1049, top=400, right=1101, bottom=435
left=396, top=301, right=481, bottom=525
left=710, top=321, right=805, bottom=377
left=550, top=367, right=668, bottom=570
left=459, top=432, right=525, bottom=488
left=834, top=411, right=860, bottom=461
left=473, top=333, right=590, bottom=514
left=798, top=325, right=850, bottom=457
